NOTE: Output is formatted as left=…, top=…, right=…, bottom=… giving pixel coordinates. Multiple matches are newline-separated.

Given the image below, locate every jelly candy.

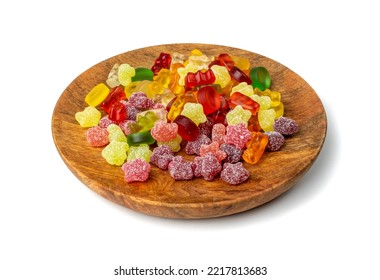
left=100, top=86, right=126, bottom=114
left=101, top=141, right=129, bottom=166
left=168, top=156, right=194, bottom=180
left=75, top=106, right=101, bottom=127
left=157, top=134, right=182, bottom=152
left=130, top=109, right=162, bottom=132
left=168, top=63, right=185, bottom=95
left=220, top=162, right=250, bottom=185
left=258, top=109, right=276, bottom=132
left=251, top=94, right=271, bottom=110
left=128, top=92, right=155, bottom=110
left=122, top=158, right=150, bottom=182
left=220, top=143, right=243, bottom=163
left=127, top=144, right=152, bottom=162
left=226, top=105, right=252, bottom=126
left=99, top=115, right=116, bottom=128
left=184, top=69, right=215, bottom=88
left=228, top=92, right=260, bottom=115
left=242, top=131, right=268, bottom=164
left=108, top=101, right=127, bottom=123
left=174, top=115, right=200, bottom=141
left=151, top=52, right=172, bottom=75
left=231, top=82, right=254, bottom=98
left=167, top=91, right=197, bottom=121
left=211, top=65, right=231, bottom=88
left=127, top=130, right=155, bottom=146
left=118, top=63, right=135, bottom=86
left=120, top=100, right=140, bottom=121
left=273, top=116, right=298, bottom=135
left=198, top=117, right=215, bottom=138
left=216, top=53, right=234, bottom=70
left=255, top=88, right=281, bottom=107
left=181, top=103, right=207, bottom=125
left=131, top=67, right=154, bottom=82
left=211, top=123, right=226, bottom=145
left=150, top=145, right=174, bottom=170
left=193, top=154, right=222, bottom=181
left=196, top=86, right=221, bottom=115
left=231, top=55, right=250, bottom=71
left=264, top=131, right=285, bottom=151
left=106, top=64, right=120, bottom=88
left=229, top=66, right=252, bottom=84
left=273, top=102, right=284, bottom=119
left=150, top=120, right=178, bottom=142
left=85, top=83, right=110, bottom=106
left=225, top=123, right=252, bottom=149
left=107, top=124, right=127, bottom=142
left=85, top=126, right=109, bottom=147
left=185, top=134, right=212, bottom=155
left=250, top=66, right=271, bottom=90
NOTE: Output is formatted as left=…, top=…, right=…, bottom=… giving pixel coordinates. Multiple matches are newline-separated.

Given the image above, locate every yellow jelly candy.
left=231, top=82, right=254, bottom=98
left=107, top=124, right=127, bottom=142
left=85, top=83, right=110, bottom=106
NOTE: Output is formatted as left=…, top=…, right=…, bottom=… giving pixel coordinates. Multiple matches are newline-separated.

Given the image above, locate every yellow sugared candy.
left=101, top=141, right=129, bottom=166
left=255, top=88, right=281, bottom=107
left=211, top=65, right=231, bottom=88
left=107, top=124, right=127, bottom=142
left=118, top=63, right=135, bottom=86
left=226, top=105, right=252, bottom=127
left=181, top=103, right=207, bottom=125
left=75, top=106, right=101, bottom=127
left=258, top=109, right=276, bottom=132
left=252, top=94, right=271, bottom=110
left=85, top=83, right=110, bottom=106
left=231, top=82, right=254, bottom=98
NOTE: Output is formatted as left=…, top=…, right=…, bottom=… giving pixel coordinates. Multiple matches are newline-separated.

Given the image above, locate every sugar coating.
left=273, top=116, right=299, bottom=135
left=157, top=134, right=182, bottom=152
left=231, top=82, right=254, bottom=98
left=127, top=144, right=152, bottom=162
left=224, top=123, right=252, bottom=149
left=120, top=100, right=141, bottom=121
left=220, top=143, right=243, bottom=163
left=150, top=145, right=174, bottom=170
left=252, top=94, right=271, bottom=110
left=99, top=115, right=116, bottom=128
left=226, top=105, right=252, bottom=126
left=118, top=63, right=135, bottom=87
left=192, top=154, right=222, bottom=181
left=199, top=117, right=215, bottom=138
left=211, top=65, right=231, bottom=88
left=258, top=109, right=276, bottom=132
left=122, top=158, right=150, bottom=182
left=211, top=123, right=226, bottom=145
left=107, top=124, right=127, bottom=142
left=220, top=162, right=250, bottom=185
left=101, top=141, right=129, bottom=166
left=185, top=134, right=212, bottom=155
left=119, top=120, right=136, bottom=135
left=168, top=156, right=194, bottom=180
left=75, top=106, right=101, bottom=127
left=199, top=141, right=227, bottom=162
left=150, top=121, right=178, bottom=142
left=85, top=126, right=109, bottom=147
left=181, top=103, right=207, bottom=125
left=128, top=92, right=155, bottom=110
left=265, top=131, right=285, bottom=151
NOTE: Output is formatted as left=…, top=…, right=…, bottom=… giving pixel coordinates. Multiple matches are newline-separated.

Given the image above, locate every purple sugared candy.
left=85, top=126, right=109, bottom=147
left=192, top=154, right=222, bottom=181
left=122, top=158, right=151, bottom=182
left=265, top=131, right=285, bottom=151
left=198, top=117, right=215, bottom=138
left=273, top=116, right=298, bottom=135
left=220, top=162, right=250, bottom=185
left=150, top=145, right=174, bottom=170
left=185, top=133, right=212, bottom=155
left=128, top=92, right=155, bottom=110
left=220, top=143, right=243, bottom=163
left=168, top=156, right=194, bottom=180
left=224, top=123, right=252, bottom=149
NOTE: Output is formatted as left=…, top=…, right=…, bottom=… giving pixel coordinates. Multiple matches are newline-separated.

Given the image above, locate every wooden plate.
left=52, top=43, right=327, bottom=219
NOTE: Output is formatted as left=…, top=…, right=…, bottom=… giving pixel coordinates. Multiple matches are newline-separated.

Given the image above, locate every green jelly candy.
left=131, top=67, right=154, bottom=82
left=249, top=67, right=271, bottom=90
left=127, top=131, right=155, bottom=146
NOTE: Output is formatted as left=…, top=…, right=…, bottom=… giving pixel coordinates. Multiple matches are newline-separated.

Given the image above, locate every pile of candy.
left=75, top=49, right=298, bottom=185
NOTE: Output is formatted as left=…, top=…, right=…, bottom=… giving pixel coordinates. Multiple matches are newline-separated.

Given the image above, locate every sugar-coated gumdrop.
left=258, top=109, right=276, bottom=132
left=128, top=92, right=155, bottom=110
left=119, top=120, right=136, bottom=135
left=181, top=103, right=207, bottom=125
left=199, top=117, right=215, bottom=138
left=75, top=106, right=101, bottom=127
left=242, top=131, right=268, bottom=164
left=150, top=145, right=174, bottom=170
left=224, top=123, right=252, bottom=149
left=226, top=105, right=252, bottom=126
left=99, top=115, right=116, bottom=128
left=127, top=144, right=152, bottom=162
left=211, top=123, right=226, bottom=145
left=168, top=156, right=194, bottom=180
left=107, top=124, right=127, bottom=142
left=273, top=116, right=299, bottom=135
left=220, top=162, right=250, bottom=185
left=211, top=65, right=231, bottom=88
left=86, top=126, right=109, bottom=147
left=265, top=131, right=285, bottom=151
left=199, top=141, right=227, bottom=162
left=101, top=141, right=129, bottom=166
left=157, top=134, right=182, bottom=152
left=231, top=82, right=254, bottom=98
left=118, top=63, right=135, bottom=86
left=150, top=121, right=178, bottom=142
left=85, top=83, right=110, bottom=106
left=220, top=143, right=243, bottom=163
left=193, top=154, right=222, bottom=181
left=185, top=134, right=212, bottom=155
left=120, top=100, right=141, bottom=121
left=122, top=158, right=150, bottom=182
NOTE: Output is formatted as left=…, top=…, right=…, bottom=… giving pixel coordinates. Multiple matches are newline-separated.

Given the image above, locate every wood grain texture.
left=51, top=43, right=327, bottom=219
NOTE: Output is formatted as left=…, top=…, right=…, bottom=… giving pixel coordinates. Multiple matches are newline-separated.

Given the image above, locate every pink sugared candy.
left=199, top=141, right=227, bottom=162
left=211, top=123, right=226, bottom=145
left=122, top=158, right=150, bottom=182
left=185, top=134, right=211, bottom=155
left=150, top=121, right=178, bottom=142
left=220, top=143, right=243, bottom=163
left=224, top=123, right=252, bottom=149
left=220, top=162, right=250, bottom=185
left=168, top=156, right=194, bottom=180
left=192, top=154, right=222, bottom=181
left=150, top=145, right=174, bottom=170
left=85, top=126, right=109, bottom=147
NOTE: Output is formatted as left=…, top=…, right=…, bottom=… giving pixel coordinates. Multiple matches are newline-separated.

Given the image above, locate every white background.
left=1, top=1, right=379, bottom=279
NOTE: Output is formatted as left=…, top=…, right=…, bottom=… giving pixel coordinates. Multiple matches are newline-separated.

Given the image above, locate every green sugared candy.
left=127, top=144, right=152, bottom=162
left=101, top=141, right=129, bottom=166
left=107, top=124, right=127, bottom=142
left=127, top=130, right=155, bottom=146
left=131, top=67, right=154, bottom=82
left=250, top=67, right=271, bottom=90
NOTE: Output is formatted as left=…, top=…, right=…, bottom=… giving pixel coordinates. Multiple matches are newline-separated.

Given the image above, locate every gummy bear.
left=228, top=92, right=260, bottom=116
left=184, top=69, right=215, bottom=88
left=258, top=109, right=276, bottom=132
left=100, top=86, right=126, bottom=114
left=131, top=67, right=154, bottom=82
left=151, top=52, right=172, bottom=75
left=210, top=65, right=231, bottom=88
left=75, top=106, right=101, bottom=127
left=242, top=131, right=268, bottom=164
left=106, top=64, right=120, bottom=88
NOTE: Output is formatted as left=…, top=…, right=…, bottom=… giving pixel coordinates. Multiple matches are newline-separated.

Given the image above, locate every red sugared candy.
left=211, top=123, right=226, bottom=145
left=122, top=158, right=151, bottom=182
left=150, top=121, right=178, bottom=142
left=128, top=92, right=155, bottom=110
left=199, top=141, right=227, bottom=162
left=85, top=126, right=109, bottom=147
left=168, top=156, right=194, bottom=180
left=224, top=123, right=252, bottom=149
left=220, top=162, right=250, bottom=185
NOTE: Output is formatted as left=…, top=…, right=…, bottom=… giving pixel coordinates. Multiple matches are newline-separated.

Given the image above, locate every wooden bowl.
left=51, top=43, right=327, bottom=219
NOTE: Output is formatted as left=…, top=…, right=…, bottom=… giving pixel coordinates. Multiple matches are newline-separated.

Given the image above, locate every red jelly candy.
left=229, top=92, right=260, bottom=115
left=185, top=69, right=215, bottom=88
left=229, top=66, right=252, bottom=84
left=174, top=115, right=200, bottom=141
left=218, top=53, right=235, bottom=70
left=151, top=52, right=172, bottom=75
left=100, top=86, right=126, bottom=114
left=108, top=101, right=127, bottom=123
left=196, top=86, right=221, bottom=115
